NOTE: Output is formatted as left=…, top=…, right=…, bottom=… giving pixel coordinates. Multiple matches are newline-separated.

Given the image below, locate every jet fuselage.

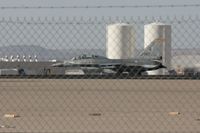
left=52, top=55, right=165, bottom=75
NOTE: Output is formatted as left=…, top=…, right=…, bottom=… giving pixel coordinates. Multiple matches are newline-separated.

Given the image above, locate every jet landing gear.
left=115, top=70, right=142, bottom=77
left=128, top=71, right=142, bottom=77
left=128, top=68, right=144, bottom=77
left=115, top=70, right=123, bottom=76
left=115, top=66, right=144, bottom=77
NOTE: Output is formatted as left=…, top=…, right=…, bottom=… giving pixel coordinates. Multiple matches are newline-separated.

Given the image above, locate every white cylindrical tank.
left=106, top=23, right=136, bottom=59
left=144, top=22, right=171, bottom=75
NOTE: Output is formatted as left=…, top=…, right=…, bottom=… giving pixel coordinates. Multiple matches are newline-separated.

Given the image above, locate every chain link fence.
left=0, top=16, right=200, bottom=132
left=0, top=16, right=200, bottom=77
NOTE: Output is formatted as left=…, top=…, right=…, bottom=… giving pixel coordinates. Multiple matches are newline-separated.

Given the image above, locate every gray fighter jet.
left=52, top=38, right=166, bottom=75
left=52, top=55, right=165, bottom=75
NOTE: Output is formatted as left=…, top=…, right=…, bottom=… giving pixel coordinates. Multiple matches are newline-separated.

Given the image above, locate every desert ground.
left=0, top=79, right=200, bottom=133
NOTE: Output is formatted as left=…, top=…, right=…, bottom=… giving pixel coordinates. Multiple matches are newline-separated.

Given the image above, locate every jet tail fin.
left=139, top=38, right=165, bottom=58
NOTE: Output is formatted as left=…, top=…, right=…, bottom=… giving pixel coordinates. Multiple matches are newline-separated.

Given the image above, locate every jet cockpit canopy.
left=71, top=54, right=107, bottom=60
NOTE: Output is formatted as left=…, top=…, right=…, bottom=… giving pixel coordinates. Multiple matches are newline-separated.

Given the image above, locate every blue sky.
left=0, top=0, right=199, bottom=17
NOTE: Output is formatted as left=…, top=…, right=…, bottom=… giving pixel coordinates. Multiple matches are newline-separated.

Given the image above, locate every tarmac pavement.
left=0, top=79, right=200, bottom=133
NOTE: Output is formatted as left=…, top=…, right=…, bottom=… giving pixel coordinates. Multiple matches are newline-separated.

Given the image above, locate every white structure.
left=29, top=55, right=33, bottom=62
left=1, top=56, right=9, bottom=62
left=144, top=22, right=171, bottom=75
left=34, top=55, right=38, bottom=62
left=0, top=69, right=19, bottom=75
left=10, top=55, right=13, bottom=62
left=65, top=69, right=85, bottom=75
left=23, top=55, right=26, bottom=62
left=16, top=55, right=20, bottom=62
left=106, top=23, right=136, bottom=59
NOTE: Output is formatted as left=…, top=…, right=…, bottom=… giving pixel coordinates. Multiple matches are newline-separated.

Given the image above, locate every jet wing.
left=98, top=63, right=123, bottom=69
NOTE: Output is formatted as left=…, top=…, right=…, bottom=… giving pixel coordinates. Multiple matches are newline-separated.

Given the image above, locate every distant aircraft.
left=52, top=38, right=166, bottom=76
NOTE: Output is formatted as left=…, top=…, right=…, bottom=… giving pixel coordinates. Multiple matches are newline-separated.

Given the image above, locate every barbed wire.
left=0, top=4, right=200, bottom=9
left=0, top=16, right=198, bottom=25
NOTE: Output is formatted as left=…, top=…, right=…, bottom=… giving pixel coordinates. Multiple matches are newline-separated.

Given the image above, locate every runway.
left=0, top=79, right=200, bottom=133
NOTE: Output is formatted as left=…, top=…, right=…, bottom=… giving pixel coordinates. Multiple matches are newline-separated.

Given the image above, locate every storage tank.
left=106, top=23, right=136, bottom=59
left=144, top=22, right=171, bottom=75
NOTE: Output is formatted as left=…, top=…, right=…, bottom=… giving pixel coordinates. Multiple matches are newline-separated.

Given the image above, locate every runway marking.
left=4, top=113, right=20, bottom=118
left=0, top=125, right=15, bottom=128
left=168, top=112, right=181, bottom=116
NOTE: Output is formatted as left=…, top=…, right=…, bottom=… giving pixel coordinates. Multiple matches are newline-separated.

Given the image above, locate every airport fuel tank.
left=106, top=23, right=136, bottom=59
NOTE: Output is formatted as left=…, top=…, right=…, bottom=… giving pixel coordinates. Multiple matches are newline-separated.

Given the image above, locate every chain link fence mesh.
left=0, top=16, right=200, bottom=132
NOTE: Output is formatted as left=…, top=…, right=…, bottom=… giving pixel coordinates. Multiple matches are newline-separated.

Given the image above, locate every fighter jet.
left=52, top=55, right=165, bottom=76
left=52, top=38, right=166, bottom=76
